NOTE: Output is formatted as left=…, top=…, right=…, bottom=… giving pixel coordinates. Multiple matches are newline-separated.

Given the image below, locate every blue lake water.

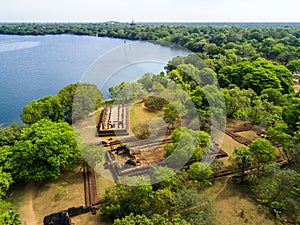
left=0, top=35, right=189, bottom=125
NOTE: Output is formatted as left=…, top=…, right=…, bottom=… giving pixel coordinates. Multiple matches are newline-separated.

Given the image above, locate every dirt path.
left=215, top=175, right=232, bottom=198
left=22, top=182, right=38, bottom=225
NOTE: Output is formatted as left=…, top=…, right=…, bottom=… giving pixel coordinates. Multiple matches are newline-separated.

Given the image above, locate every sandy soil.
left=22, top=183, right=38, bottom=225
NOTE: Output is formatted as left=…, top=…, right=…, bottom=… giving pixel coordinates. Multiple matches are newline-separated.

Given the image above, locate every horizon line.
left=1, top=21, right=300, bottom=24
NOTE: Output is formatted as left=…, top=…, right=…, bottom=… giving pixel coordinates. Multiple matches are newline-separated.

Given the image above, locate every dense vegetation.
left=100, top=168, right=214, bottom=225
left=103, top=50, right=300, bottom=224
left=22, top=82, right=103, bottom=125
left=1, top=23, right=300, bottom=224
left=101, top=54, right=299, bottom=223
left=0, top=82, right=103, bottom=223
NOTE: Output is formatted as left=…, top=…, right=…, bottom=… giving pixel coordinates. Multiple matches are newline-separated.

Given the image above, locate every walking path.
left=22, top=183, right=37, bottom=225
left=215, top=175, right=233, bottom=198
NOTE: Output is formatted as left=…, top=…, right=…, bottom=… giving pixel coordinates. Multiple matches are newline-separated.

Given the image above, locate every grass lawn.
left=214, top=129, right=246, bottom=166
left=129, top=101, right=164, bottom=132
left=96, top=173, right=115, bottom=197
left=205, top=177, right=277, bottom=225
left=236, top=130, right=259, bottom=141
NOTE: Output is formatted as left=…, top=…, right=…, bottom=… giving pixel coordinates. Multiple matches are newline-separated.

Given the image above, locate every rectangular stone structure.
left=97, top=105, right=129, bottom=136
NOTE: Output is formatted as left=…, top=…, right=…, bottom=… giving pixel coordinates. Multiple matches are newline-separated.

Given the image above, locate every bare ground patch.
left=8, top=168, right=113, bottom=225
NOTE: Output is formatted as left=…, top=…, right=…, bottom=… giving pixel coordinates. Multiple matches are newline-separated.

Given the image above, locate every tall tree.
left=265, top=123, right=293, bottom=162
left=21, top=95, right=64, bottom=125
left=231, top=147, right=253, bottom=184
left=100, top=177, right=154, bottom=221
left=57, top=83, right=77, bottom=123
left=253, top=164, right=300, bottom=221
left=218, top=57, right=293, bottom=94
left=287, top=59, right=300, bottom=74
left=248, top=138, right=277, bottom=166
left=164, top=127, right=210, bottom=166
left=12, top=119, right=80, bottom=181
left=222, top=86, right=256, bottom=119
left=57, top=83, right=103, bottom=123
left=68, top=83, right=103, bottom=122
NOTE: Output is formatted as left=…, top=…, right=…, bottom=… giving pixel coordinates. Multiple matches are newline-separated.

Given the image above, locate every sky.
left=0, top=0, right=300, bottom=23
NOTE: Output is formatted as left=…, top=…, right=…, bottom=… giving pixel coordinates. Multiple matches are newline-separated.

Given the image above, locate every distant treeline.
left=2, top=23, right=300, bottom=65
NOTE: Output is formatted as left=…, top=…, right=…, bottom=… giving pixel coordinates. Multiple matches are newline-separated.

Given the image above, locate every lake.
left=0, top=35, right=190, bottom=125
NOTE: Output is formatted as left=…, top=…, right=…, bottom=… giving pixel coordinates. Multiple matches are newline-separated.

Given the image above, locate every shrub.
left=133, top=123, right=151, bottom=139
left=144, top=96, right=167, bottom=110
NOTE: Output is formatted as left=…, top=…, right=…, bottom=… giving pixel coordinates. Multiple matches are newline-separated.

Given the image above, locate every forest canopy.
left=1, top=23, right=300, bottom=224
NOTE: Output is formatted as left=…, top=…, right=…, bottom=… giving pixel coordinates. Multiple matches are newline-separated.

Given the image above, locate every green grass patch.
left=129, top=101, right=163, bottom=132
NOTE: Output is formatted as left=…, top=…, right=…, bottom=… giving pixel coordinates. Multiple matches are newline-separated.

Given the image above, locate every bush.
left=133, top=123, right=151, bottom=139
left=144, top=96, right=167, bottom=110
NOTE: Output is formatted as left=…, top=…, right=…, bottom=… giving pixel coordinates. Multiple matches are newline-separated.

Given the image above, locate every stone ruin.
left=97, top=105, right=129, bottom=136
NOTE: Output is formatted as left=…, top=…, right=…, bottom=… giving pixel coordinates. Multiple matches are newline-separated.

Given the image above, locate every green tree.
left=231, top=147, right=253, bottom=184
left=21, top=95, right=64, bottom=125
left=138, top=73, right=155, bottom=92
left=242, top=67, right=281, bottom=95
left=12, top=119, right=80, bottom=181
left=57, top=83, right=103, bottom=123
left=0, top=200, right=21, bottom=225
left=287, top=59, right=300, bottom=74
left=109, top=82, right=127, bottom=100
left=187, top=162, right=213, bottom=187
left=248, top=138, right=277, bottom=166
left=222, top=86, right=256, bottom=119
left=218, top=58, right=293, bottom=94
left=152, top=188, right=174, bottom=215
left=163, top=103, right=180, bottom=126
left=199, top=68, right=217, bottom=86
left=190, top=86, right=206, bottom=109
left=150, top=166, right=176, bottom=190
left=166, top=54, right=207, bottom=72
left=113, top=213, right=191, bottom=225
left=167, top=64, right=199, bottom=92
left=253, top=164, right=300, bottom=221
left=173, top=188, right=214, bottom=225
left=0, top=167, right=13, bottom=198
left=100, top=177, right=154, bottom=221
left=261, top=88, right=283, bottom=105
left=80, top=144, right=105, bottom=168
left=265, top=123, right=293, bottom=162
left=0, top=146, right=15, bottom=173
left=0, top=123, right=24, bottom=147
left=249, top=99, right=282, bottom=126
left=71, top=83, right=103, bottom=122
left=282, top=103, right=300, bottom=132
left=164, top=127, right=210, bottom=166
left=57, top=83, right=77, bottom=123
